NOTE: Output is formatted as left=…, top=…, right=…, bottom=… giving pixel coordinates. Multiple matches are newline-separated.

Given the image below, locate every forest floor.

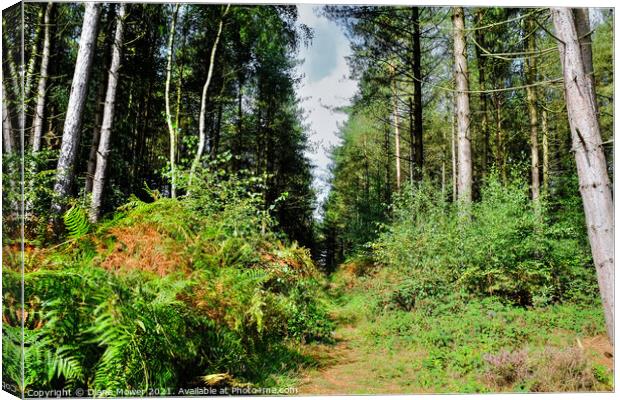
left=297, top=322, right=429, bottom=395
left=292, top=263, right=614, bottom=395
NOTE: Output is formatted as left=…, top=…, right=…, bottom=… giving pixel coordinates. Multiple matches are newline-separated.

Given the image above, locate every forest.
left=1, top=1, right=615, bottom=396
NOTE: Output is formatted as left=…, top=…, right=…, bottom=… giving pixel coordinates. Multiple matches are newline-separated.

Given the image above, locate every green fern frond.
left=63, top=204, right=90, bottom=240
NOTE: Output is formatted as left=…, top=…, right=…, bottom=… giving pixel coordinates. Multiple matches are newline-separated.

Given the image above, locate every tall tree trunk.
left=451, top=95, right=457, bottom=202
left=541, top=107, right=550, bottom=193
left=552, top=7, right=614, bottom=345
left=525, top=17, right=540, bottom=202
left=411, top=6, right=423, bottom=180
left=2, top=82, right=15, bottom=154
left=384, top=124, right=391, bottom=205
left=31, top=2, right=53, bottom=152
left=475, top=9, right=489, bottom=180
left=189, top=4, right=229, bottom=188
left=50, top=3, right=101, bottom=215
left=165, top=4, right=179, bottom=198
left=493, top=93, right=507, bottom=184
left=89, top=3, right=127, bottom=222
left=452, top=7, right=472, bottom=204
left=85, top=81, right=106, bottom=194
left=390, top=64, right=401, bottom=191
left=408, top=95, right=414, bottom=186
left=235, top=79, right=243, bottom=170
left=3, top=25, right=23, bottom=133
left=573, top=9, right=596, bottom=98
left=174, top=17, right=188, bottom=169
left=24, top=4, right=44, bottom=115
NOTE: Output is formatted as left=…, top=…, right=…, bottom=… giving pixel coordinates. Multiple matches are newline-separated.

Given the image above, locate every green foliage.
left=63, top=204, right=91, bottom=240
left=373, top=173, right=598, bottom=306
left=4, top=172, right=332, bottom=393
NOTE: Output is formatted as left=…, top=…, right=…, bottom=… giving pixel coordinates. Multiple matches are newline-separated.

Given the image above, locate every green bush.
left=373, top=173, right=598, bottom=306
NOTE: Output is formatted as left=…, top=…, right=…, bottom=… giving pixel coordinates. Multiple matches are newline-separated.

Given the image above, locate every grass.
left=295, top=265, right=614, bottom=394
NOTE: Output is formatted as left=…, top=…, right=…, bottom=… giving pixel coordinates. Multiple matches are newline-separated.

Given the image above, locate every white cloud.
left=296, top=4, right=358, bottom=206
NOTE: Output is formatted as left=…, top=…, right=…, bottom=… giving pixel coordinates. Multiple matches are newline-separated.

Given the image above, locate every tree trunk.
left=475, top=9, right=489, bottom=180
left=85, top=81, right=106, bottom=194
left=3, top=26, right=24, bottom=133
left=451, top=95, right=457, bottom=202
left=452, top=7, right=472, bottom=204
left=541, top=107, right=549, bottom=193
left=89, top=3, right=127, bottom=222
left=573, top=9, right=596, bottom=96
left=31, top=2, right=53, bottom=152
left=493, top=93, right=507, bottom=185
left=189, top=4, right=229, bottom=188
left=2, top=82, right=15, bottom=154
left=408, top=95, right=414, bottom=186
left=390, top=64, right=401, bottom=191
left=24, top=4, right=44, bottom=114
left=411, top=7, right=423, bottom=181
left=51, top=3, right=101, bottom=215
left=525, top=17, right=540, bottom=202
left=165, top=4, right=179, bottom=198
left=552, top=7, right=614, bottom=345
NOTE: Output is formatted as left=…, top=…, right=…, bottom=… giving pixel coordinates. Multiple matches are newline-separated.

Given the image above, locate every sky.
left=295, top=4, right=358, bottom=208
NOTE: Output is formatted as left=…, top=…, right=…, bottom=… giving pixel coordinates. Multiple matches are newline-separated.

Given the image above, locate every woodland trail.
left=297, top=318, right=427, bottom=395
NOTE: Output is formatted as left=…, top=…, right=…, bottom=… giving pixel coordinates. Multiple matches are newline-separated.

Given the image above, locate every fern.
left=63, top=204, right=90, bottom=239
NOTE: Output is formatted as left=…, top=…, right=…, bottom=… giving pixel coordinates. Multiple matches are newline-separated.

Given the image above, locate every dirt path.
left=297, top=323, right=422, bottom=395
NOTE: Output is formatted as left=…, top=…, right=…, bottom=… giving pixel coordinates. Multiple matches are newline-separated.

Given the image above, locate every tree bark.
left=31, top=2, right=53, bottom=152
left=411, top=6, right=423, bottom=180
left=51, top=3, right=101, bottom=215
left=452, top=7, right=472, bottom=204
left=451, top=94, right=457, bottom=202
left=552, top=7, right=614, bottom=345
left=189, top=4, right=229, bottom=188
left=89, top=3, right=127, bottom=222
left=541, top=107, right=549, bottom=193
left=525, top=17, right=540, bottom=202
left=390, top=64, right=401, bottom=191
left=2, top=82, right=15, bottom=153
left=24, top=4, right=44, bottom=112
left=165, top=4, right=179, bottom=198
left=85, top=76, right=107, bottom=194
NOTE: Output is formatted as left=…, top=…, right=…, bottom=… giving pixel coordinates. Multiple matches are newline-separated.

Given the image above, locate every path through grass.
left=294, top=263, right=614, bottom=394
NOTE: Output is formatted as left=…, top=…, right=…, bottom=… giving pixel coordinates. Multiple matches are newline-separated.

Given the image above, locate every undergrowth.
left=321, top=173, right=613, bottom=393
left=2, top=167, right=334, bottom=395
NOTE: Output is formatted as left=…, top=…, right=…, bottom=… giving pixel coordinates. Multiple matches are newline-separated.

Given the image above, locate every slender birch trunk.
left=541, top=107, right=549, bottom=193
left=525, top=17, right=540, bottom=202
left=189, top=4, right=230, bottom=189
left=2, top=82, right=15, bottom=153
left=552, top=7, right=614, bottom=345
left=2, top=25, right=23, bottom=133
left=452, top=7, right=472, bottom=205
left=165, top=4, right=179, bottom=198
left=24, top=5, right=44, bottom=110
left=31, top=2, right=53, bottom=152
left=90, top=3, right=127, bottom=222
left=50, top=3, right=101, bottom=215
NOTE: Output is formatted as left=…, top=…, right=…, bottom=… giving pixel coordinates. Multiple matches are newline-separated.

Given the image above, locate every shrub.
left=483, top=348, right=530, bottom=388
left=373, top=173, right=598, bottom=306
